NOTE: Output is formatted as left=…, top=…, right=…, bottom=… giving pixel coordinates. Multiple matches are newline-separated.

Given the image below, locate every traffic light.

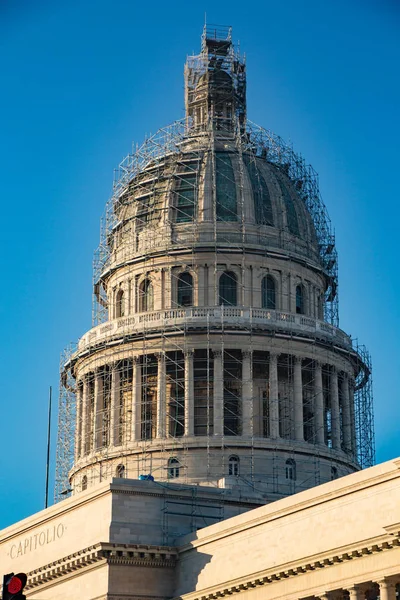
left=2, top=573, right=27, bottom=600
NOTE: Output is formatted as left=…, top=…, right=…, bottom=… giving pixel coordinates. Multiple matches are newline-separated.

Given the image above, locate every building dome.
left=55, top=26, right=374, bottom=504
left=112, top=145, right=319, bottom=263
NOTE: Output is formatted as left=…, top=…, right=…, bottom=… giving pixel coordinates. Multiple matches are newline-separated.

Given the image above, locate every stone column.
left=94, top=370, right=103, bottom=450
left=197, top=267, right=206, bottom=306
left=341, top=373, right=352, bottom=453
left=330, top=366, right=341, bottom=450
left=347, top=586, right=364, bottom=600
left=378, top=579, right=396, bottom=600
left=81, top=376, right=88, bottom=455
left=213, top=350, right=224, bottom=435
left=110, top=364, right=120, bottom=446
left=349, top=377, right=356, bottom=455
left=269, top=353, right=280, bottom=439
left=184, top=350, right=194, bottom=436
left=156, top=353, right=167, bottom=438
left=131, top=357, right=141, bottom=441
left=242, top=351, right=253, bottom=436
left=75, top=382, right=83, bottom=460
left=293, top=356, right=304, bottom=441
left=314, top=361, right=325, bottom=444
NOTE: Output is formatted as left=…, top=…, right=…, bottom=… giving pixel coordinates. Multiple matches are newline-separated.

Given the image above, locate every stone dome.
left=111, top=141, right=321, bottom=275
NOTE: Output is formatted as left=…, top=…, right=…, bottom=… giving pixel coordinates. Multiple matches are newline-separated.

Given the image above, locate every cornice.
left=174, top=529, right=400, bottom=600
left=25, top=543, right=177, bottom=591
left=178, top=465, right=400, bottom=552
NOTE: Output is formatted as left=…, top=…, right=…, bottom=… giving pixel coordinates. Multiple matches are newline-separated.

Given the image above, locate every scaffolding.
left=55, top=26, right=374, bottom=511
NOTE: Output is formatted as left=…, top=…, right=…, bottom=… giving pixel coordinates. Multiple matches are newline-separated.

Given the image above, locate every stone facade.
left=1, top=460, right=400, bottom=599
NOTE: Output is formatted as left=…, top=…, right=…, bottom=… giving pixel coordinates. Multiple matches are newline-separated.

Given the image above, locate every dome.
left=56, top=27, right=374, bottom=505
left=112, top=142, right=320, bottom=273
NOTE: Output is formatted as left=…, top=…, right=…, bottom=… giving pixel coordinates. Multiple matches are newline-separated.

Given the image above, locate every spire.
left=185, top=25, right=246, bottom=136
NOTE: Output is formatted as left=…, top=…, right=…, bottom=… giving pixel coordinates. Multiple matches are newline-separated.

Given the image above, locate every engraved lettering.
left=23, top=539, right=29, bottom=554
left=8, top=522, right=65, bottom=559
left=56, top=523, right=64, bottom=538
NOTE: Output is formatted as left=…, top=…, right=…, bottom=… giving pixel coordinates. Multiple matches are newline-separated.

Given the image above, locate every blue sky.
left=0, top=0, right=399, bottom=529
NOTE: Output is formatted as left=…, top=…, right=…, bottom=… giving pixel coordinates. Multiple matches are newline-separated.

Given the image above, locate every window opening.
left=228, top=455, right=240, bottom=476
left=168, top=457, right=180, bottom=478
left=262, top=275, right=276, bottom=309
left=285, top=458, right=296, bottom=480
left=216, top=152, right=237, bottom=221
left=139, top=279, right=154, bottom=312
left=296, top=284, right=305, bottom=315
left=116, top=289, right=125, bottom=318
left=219, top=271, right=237, bottom=306
left=177, top=272, right=193, bottom=307
left=116, top=464, right=125, bottom=478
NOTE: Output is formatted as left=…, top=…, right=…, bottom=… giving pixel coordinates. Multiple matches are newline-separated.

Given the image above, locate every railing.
left=76, top=307, right=352, bottom=355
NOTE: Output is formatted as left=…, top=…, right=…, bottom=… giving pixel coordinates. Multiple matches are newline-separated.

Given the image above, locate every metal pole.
left=45, top=386, right=52, bottom=509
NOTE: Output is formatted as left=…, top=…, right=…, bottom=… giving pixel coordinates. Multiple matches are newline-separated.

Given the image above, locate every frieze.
left=7, top=522, right=65, bottom=560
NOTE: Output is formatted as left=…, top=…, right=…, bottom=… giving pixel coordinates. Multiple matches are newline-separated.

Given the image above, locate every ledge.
left=73, top=307, right=352, bottom=359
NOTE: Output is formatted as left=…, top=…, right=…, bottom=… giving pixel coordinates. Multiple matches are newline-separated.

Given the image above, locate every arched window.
left=167, top=457, right=180, bottom=479
left=139, top=279, right=154, bottom=312
left=228, top=455, right=240, bottom=477
left=116, top=464, right=125, bottom=478
left=177, top=272, right=193, bottom=307
left=116, top=289, right=125, bottom=318
left=82, top=475, right=87, bottom=491
left=219, top=271, right=237, bottom=306
left=331, top=466, right=338, bottom=480
left=285, top=459, right=296, bottom=481
left=296, top=284, right=305, bottom=315
left=262, top=275, right=276, bottom=309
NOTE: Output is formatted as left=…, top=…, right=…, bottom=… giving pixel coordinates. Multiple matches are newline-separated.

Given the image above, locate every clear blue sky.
left=0, top=0, right=399, bottom=529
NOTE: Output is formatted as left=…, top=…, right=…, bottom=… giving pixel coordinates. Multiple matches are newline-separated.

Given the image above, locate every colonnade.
left=75, top=350, right=356, bottom=461
left=314, top=577, right=398, bottom=599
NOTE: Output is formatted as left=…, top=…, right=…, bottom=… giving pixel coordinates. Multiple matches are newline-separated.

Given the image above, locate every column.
left=131, top=357, right=141, bottom=441
left=110, top=363, right=120, bottom=446
left=347, top=586, right=364, bottom=600
left=128, top=279, right=132, bottom=315
left=94, top=369, right=103, bottom=450
left=378, top=579, right=396, bottom=600
left=269, top=353, right=280, bottom=439
left=314, top=361, right=325, bottom=444
left=209, top=268, right=217, bottom=305
left=156, top=353, right=166, bottom=438
left=242, top=267, right=252, bottom=306
left=281, top=272, right=289, bottom=312
left=213, top=350, right=224, bottom=435
left=242, top=351, right=253, bottom=436
left=75, top=383, right=83, bottom=460
left=349, top=377, right=356, bottom=455
left=160, top=269, right=165, bottom=310
left=341, top=373, right=352, bottom=453
left=81, top=376, right=88, bottom=455
left=184, top=350, right=194, bottom=436
left=198, top=266, right=206, bottom=306
left=330, top=366, right=341, bottom=450
left=293, top=356, right=304, bottom=441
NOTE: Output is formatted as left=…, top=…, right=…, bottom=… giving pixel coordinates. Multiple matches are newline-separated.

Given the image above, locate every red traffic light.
left=3, top=573, right=27, bottom=598
left=8, top=576, right=24, bottom=594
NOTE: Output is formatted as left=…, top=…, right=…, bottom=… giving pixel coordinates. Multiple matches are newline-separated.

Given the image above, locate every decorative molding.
left=25, top=543, right=177, bottom=591
left=175, top=535, right=400, bottom=600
